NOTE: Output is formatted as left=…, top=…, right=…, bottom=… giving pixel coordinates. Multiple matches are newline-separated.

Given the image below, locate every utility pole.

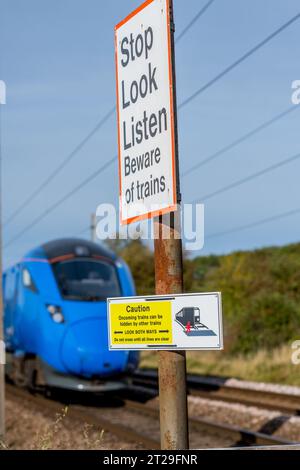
left=154, top=1, right=189, bottom=450
left=90, top=213, right=97, bottom=242
left=0, top=82, right=5, bottom=440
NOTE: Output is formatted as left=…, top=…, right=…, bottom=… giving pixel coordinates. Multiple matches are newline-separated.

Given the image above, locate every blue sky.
left=0, top=0, right=300, bottom=267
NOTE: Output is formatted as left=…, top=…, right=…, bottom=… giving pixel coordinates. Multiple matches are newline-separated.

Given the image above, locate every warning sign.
left=107, top=292, right=223, bottom=351
left=115, top=0, right=177, bottom=225
left=110, top=301, right=172, bottom=345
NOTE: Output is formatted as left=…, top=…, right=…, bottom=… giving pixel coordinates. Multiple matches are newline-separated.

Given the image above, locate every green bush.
left=229, top=292, right=300, bottom=354
left=114, top=239, right=300, bottom=354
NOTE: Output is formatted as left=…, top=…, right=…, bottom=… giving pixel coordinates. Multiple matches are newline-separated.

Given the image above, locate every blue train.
left=3, top=238, right=139, bottom=392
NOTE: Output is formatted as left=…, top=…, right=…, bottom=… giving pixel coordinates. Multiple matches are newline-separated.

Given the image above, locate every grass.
left=140, top=342, right=300, bottom=386
left=34, top=406, right=69, bottom=450
left=2, top=404, right=105, bottom=450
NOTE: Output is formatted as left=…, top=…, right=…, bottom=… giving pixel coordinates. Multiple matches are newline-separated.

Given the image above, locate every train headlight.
left=46, top=304, right=65, bottom=323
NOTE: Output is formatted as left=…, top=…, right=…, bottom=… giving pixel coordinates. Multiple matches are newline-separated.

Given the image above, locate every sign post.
left=115, top=0, right=187, bottom=450
left=114, top=0, right=222, bottom=450
left=154, top=211, right=189, bottom=450
left=153, top=0, right=188, bottom=449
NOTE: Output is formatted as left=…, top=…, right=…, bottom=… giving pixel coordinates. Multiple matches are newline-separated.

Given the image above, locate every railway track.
left=6, top=383, right=297, bottom=449
left=6, top=384, right=160, bottom=449
left=124, top=400, right=295, bottom=447
left=132, top=369, right=300, bottom=415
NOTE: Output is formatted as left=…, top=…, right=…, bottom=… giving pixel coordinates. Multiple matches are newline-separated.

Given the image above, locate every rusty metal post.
left=154, top=213, right=189, bottom=450
left=153, top=0, right=189, bottom=449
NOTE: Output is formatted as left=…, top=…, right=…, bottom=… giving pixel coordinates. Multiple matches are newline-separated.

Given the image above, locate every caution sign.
left=115, top=0, right=177, bottom=225
left=107, top=293, right=223, bottom=351
left=110, top=301, right=172, bottom=345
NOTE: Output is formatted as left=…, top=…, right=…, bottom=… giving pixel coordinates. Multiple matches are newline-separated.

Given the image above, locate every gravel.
left=1, top=397, right=143, bottom=450
left=187, top=395, right=300, bottom=442
left=146, top=394, right=300, bottom=444
left=224, top=378, right=300, bottom=397
left=2, top=395, right=236, bottom=450
left=3, top=383, right=300, bottom=449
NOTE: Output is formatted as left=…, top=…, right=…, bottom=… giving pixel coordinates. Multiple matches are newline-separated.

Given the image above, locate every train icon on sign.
left=175, top=307, right=217, bottom=337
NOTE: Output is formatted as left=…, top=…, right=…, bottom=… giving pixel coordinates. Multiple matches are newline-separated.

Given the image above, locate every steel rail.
left=6, top=383, right=297, bottom=449
left=124, top=400, right=296, bottom=447
left=132, top=370, right=300, bottom=415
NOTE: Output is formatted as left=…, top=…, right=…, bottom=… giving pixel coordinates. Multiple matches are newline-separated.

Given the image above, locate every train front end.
left=4, top=238, right=139, bottom=392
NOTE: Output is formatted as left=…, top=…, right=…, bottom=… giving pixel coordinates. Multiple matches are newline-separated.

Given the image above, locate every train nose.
left=60, top=318, right=127, bottom=377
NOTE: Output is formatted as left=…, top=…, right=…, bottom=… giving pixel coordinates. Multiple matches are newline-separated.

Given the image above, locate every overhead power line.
left=78, top=226, right=90, bottom=236
left=4, top=4, right=215, bottom=231
left=182, top=105, right=298, bottom=177
left=6, top=8, right=300, bottom=251
left=4, top=106, right=116, bottom=228
left=4, top=156, right=116, bottom=248
left=176, top=0, right=216, bottom=44
left=179, top=12, right=300, bottom=110
left=207, top=206, right=300, bottom=239
left=192, top=149, right=300, bottom=203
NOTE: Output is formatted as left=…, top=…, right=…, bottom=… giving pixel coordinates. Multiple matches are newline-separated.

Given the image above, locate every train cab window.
left=22, top=268, right=37, bottom=293
left=52, top=258, right=121, bottom=301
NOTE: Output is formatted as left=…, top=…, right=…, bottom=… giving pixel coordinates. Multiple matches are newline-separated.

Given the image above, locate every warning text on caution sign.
left=110, top=301, right=172, bottom=345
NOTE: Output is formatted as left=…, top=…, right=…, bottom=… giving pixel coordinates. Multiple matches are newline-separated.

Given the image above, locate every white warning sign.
left=115, top=0, right=177, bottom=225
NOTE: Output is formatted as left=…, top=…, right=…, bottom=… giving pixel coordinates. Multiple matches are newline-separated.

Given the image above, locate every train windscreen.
left=52, top=258, right=121, bottom=301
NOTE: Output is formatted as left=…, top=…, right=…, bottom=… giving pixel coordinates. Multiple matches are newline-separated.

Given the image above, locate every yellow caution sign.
left=108, top=292, right=223, bottom=351
left=110, top=301, right=172, bottom=345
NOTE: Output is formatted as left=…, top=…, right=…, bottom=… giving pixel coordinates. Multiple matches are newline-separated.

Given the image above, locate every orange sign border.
left=115, top=0, right=177, bottom=226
